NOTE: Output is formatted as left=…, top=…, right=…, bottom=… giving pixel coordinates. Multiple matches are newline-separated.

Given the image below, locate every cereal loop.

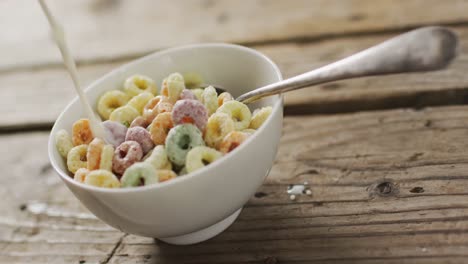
left=86, top=138, right=105, bottom=170
left=124, top=75, right=157, bottom=97
left=219, top=131, right=250, bottom=154
left=179, top=89, right=196, bottom=100
left=55, top=129, right=74, bottom=158
left=144, top=145, right=172, bottom=170
left=183, top=72, right=204, bottom=89
left=250, top=106, right=273, bottom=129
left=204, top=113, right=235, bottom=148
left=109, top=105, right=140, bottom=127
left=121, top=162, right=159, bottom=187
left=217, top=92, right=233, bottom=107
left=157, top=169, right=177, bottom=182
left=191, top=88, right=204, bottom=101
left=127, top=92, right=154, bottom=114
left=130, top=116, right=149, bottom=128
left=72, top=119, right=94, bottom=146
left=126, top=126, right=154, bottom=154
left=74, top=168, right=89, bottom=183
left=112, top=141, right=143, bottom=175
left=171, top=99, right=208, bottom=131
left=149, top=112, right=174, bottom=145
left=202, top=86, right=218, bottom=115
left=165, top=73, right=185, bottom=103
left=67, top=144, right=88, bottom=173
left=85, top=170, right=120, bottom=188
left=165, top=124, right=205, bottom=167
left=99, top=145, right=114, bottom=171
left=102, top=120, right=128, bottom=147
left=216, top=101, right=252, bottom=131
left=97, top=90, right=129, bottom=120
left=186, top=146, right=222, bottom=173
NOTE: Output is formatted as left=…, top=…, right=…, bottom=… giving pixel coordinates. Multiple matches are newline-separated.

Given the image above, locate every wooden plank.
left=3, top=0, right=468, bottom=70
left=2, top=27, right=468, bottom=128
left=3, top=105, right=468, bottom=263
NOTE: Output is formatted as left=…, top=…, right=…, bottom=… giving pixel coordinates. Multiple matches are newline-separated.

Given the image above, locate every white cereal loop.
left=250, top=106, right=272, bottom=129
left=74, top=168, right=89, bottom=183
left=127, top=92, right=154, bottom=114
left=97, top=90, right=130, bottom=120
left=55, top=129, right=74, bottom=158
left=109, top=105, right=140, bottom=127
left=186, top=146, right=222, bottom=173
left=216, top=100, right=252, bottom=131
left=67, top=145, right=88, bottom=174
left=85, top=170, right=120, bottom=188
left=124, top=75, right=157, bottom=97
left=202, top=86, right=218, bottom=115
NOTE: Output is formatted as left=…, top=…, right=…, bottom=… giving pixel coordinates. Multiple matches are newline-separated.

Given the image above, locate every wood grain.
left=2, top=27, right=468, bottom=129
left=2, top=105, right=468, bottom=263
left=3, top=0, right=468, bottom=70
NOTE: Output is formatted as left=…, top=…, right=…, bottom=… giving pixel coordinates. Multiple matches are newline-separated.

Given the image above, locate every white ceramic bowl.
left=48, top=44, right=283, bottom=245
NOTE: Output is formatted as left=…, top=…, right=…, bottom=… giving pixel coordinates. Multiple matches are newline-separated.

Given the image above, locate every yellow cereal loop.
left=186, top=146, right=222, bottom=173
left=124, top=75, right=157, bottom=97
left=216, top=100, right=252, bottom=131
left=74, top=168, right=89, bottom=183
left=250, top=106, right=273, bottom=129
left=217, top=92, right=233, bottom=107
left=67, top=145, right=88, bottom=174
left=127, top=92, right=154, bottom=114
left=166, top=73, right=185, bottom=103
left=144, top=145, right=172, bottom=170
left=109, top=105, right=140, bottom=127
left=97, top=90, right=130, bottom=120
left=85, top=170, right=120, bottom=188
left=202, top=86, right=218, bottom=115
left=55, top=129, right=74, bottom=158
left=183, top=72, right=204, bottom=89
left=204, top=113, right=235, bottom=148
left=99, top=145, right=114, bottom=171
left=156, top=169, right=177, bottom=182
left=191, top=88, right=204, bottom=101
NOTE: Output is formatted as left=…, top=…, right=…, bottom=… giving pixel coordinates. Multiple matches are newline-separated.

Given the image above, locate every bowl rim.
left=48, top=43, right=283, bottom=194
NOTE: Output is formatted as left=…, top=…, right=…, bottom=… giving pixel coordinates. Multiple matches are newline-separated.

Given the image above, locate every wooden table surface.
left=2, top=0, right=468, bottom=263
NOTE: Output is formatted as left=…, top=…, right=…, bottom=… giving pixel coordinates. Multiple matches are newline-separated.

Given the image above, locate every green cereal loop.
left=55, top=129, right=74, bottom=158
left=121, top=162, right=159, bottom=187
left=186, top=146, right=223, bottom=173
left=165, top=124, right=205, bottom=167
left=216, top=100, right=252, bottom=131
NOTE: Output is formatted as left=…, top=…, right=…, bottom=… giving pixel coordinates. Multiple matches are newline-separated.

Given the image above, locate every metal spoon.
left=213, top=27, right=458, bottom=104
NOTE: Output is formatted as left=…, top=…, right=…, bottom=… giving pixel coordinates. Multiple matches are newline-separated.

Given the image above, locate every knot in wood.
left=264, top=256, right=278, bottom=264
left=370, top=181, right=398, bottom=197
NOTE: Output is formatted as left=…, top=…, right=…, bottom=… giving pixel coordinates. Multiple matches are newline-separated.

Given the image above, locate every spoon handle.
left=237, top=27, right=458, bottom=103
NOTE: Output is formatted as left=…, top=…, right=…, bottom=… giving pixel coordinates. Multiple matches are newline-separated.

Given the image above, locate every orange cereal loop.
left=219, top=131, right=250, bottom=154
left=86, top=138, right=105, bottom=170
left=143, top=96, right=171, bottom=124
left=150, top=112, right=174, bottom=145
left=156, top=169, right=177, bottom=182
left=72, top=118, right=94, bottom=146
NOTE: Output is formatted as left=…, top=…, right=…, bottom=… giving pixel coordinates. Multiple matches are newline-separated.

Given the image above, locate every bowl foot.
left=158, top=208, right=242, bottom=245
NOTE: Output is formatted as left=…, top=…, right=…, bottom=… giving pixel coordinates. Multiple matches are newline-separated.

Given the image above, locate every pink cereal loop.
left=171, top=99, right=208, bottom=131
